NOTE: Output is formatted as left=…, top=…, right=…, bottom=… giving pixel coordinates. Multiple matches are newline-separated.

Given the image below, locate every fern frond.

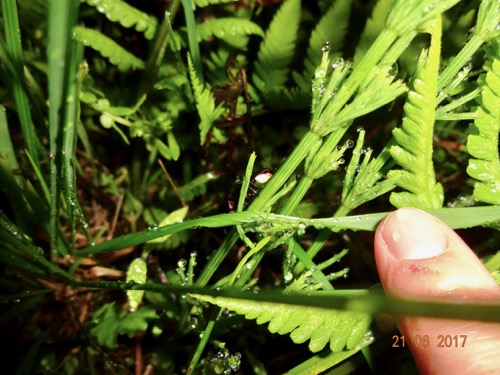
left=303, top=0, right=351, bottom=76
left=388, top=18, right=444, bottom=209
left=264, top=87, right=310, bottom=109
left=197, top=18, right=264, bottom=42
left=73, top=26, right=145, bottom=71
left=83, top=0, right=158, bottom=39
left=353, top=0, right=392, bottom=64
left=467, top=40, right=500, bottom=204
left=187, top=54, right=224, bottom=145
left=191, top=288, right=371, bottom=353
left=253, top=0, right=301, bottom=92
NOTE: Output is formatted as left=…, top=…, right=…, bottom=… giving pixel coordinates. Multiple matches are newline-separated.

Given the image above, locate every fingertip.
left=374, top=207, right=500, bottom=374
left=374, top=207, right=499, bottom=299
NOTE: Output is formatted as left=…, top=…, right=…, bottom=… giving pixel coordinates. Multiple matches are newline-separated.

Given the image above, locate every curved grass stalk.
left=78, top=206, right=500, bottom=256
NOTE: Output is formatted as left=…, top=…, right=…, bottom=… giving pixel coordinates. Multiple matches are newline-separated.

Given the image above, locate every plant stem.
left=195, top=131, right=321, bottom=287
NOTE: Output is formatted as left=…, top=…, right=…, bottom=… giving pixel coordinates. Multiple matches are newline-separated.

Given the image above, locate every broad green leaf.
left=90, top=303, right=158, bottom=348
left=149, top=206, right=189, bottom=243
left=126, top=258, right=148, bottom=312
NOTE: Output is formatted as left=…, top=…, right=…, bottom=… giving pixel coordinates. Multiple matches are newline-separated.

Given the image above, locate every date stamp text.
left=392, top=334, right=468, bottom=348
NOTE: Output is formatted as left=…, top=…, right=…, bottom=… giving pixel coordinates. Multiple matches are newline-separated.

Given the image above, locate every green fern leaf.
left=253, top=0, right=301, bottom=92
left=187, top=54, right=224, bottom=145
left=353, top=0, right=392, bottom=64
left=73, top=26, right=145, bottom=71
left=197, top=18, right=264, bottom=43
left=303, top=0, right=351, bottom=76
left=264, top=86, right=310, bottom=109
left=388, top=18, right=444, bottom=209
left=191, top=291, right=370, bottom=353
left=83, top=0, right=157, bottom=39
left=467, top=40, right=500, bottom=204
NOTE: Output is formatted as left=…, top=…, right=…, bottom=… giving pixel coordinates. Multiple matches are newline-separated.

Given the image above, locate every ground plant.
left=1, top=0, right=500, bottom=373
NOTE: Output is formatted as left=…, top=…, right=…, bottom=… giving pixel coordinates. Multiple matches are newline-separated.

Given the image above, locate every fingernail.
left=381, top=208, right=446, bottom=260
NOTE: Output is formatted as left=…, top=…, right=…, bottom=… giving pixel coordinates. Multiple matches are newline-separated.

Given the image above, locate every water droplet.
left=321, top=41, right=330, bottom=52
left=345, top=140, right=355, bottom=148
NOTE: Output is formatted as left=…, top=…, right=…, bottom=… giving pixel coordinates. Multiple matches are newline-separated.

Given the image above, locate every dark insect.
left=227, top=168, right=273, bottom=211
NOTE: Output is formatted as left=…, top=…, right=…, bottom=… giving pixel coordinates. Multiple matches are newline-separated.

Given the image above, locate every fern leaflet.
left=197, top=18, right=264, bottom=42
left=303, top=0, right=351, bottom=77
left=73, top=26, right=145, bottom=71
left=253, top=0, right=301, bottom=93
left=467, top=40, right=500, bottom=204
left=191, top=276, right=371, bottom=353
left=353, top=0, right=392, bottom=64
left=187, top=54, right=224, bottom=145
left=83, top=0, right=158, bottom=39
left=388, top=17, right=444, bottom=209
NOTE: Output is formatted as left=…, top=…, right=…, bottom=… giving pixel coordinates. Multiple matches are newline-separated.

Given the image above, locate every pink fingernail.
left=381, top=208, right=446, bottom=260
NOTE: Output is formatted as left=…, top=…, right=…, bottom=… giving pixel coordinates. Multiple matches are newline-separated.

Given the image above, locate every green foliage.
left=193, top=0, right=235, bottom=7
left=303, top=0, right=351, bottom=77
left=73, top=26, right=145, bottom=71
left=2, top=0, right=500, bottom=373
left=192, top=273, right=371, bottom=353
left=144, top=206, right=189, bottom=251
left=126, top=257, right=148, bottom=311
left=83, top=0, right=158, bottom=39
left=467, top=40, right=500, bottom=204
left=253, top=0, right=301, bottom=93
left=196, top=18, right=264, bottom=45
left=187, top=53, right=225, bottom=145
left=353, top=0, right=392, bottom=64
left=388, top=18, right=444, bottom=209
left=90, top=303, right=158, bottom=348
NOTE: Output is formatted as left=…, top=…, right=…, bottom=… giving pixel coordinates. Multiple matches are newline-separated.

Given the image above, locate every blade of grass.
left=0, top=105, right=19, bottom=171
left=0, top=211, right=73, bottom=279
left=0, top=158, right=33, bottom=232
left=138, top=0, right=182, bottom=98
left=47, top=0, right=80, bottom=258
left=78, top=206, right=500, bottom=256
left=62, top=42, right=90, bottom=248
left=181, top=0, right=203, bottom=84
left=71, top=281, right=500, bottom=323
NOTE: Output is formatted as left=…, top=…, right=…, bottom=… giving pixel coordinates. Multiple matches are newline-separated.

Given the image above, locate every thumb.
left=374, top=207, right=500, bottom=375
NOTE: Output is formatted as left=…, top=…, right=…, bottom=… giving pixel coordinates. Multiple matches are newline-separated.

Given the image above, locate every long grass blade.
left=47, top=0, right=80, bottom=258
left=1, top=0, right=42, bottom=168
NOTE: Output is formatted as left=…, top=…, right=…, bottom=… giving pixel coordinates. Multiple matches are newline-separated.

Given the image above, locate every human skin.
left=374, top=207, right=500, bottom=375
